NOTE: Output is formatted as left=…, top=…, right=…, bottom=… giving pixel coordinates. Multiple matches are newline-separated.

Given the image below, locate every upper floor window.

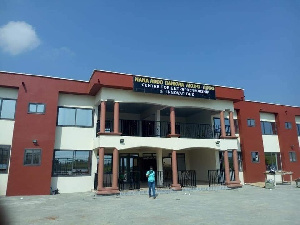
left=234, top=119, right=239, bottom=134
left=0, top=98, right=16, bottom=120
left=0, top=145, right=10, bottom=173
left=289, top=152, right=297, bottom=162
left=52, top=150, right=91, bottom=176
left=285, top=122, right=292, bottom=129
left=28, top=103, right=45, bottom=114
left=260, top=121, right=277, bottom=135
left=24, top=149, right=41, bottom=166
left=296, top=124, right=300, bottom=136
left=247, top=119, right=255, bottom=127
left=57, top=107, right=93, bottom=127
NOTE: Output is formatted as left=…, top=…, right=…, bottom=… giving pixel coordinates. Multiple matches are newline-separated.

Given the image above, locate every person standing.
left=146, top=166, right=156, bottom=199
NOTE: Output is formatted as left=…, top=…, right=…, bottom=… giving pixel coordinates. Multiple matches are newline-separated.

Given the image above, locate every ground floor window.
left=289, top=152, right=297, bottom=162
left=0, top=145, right=10, bottom=173
left=251, top=152, right=259, bottom=163
left=52, top=150, right=91, bottom=176
left=24, top=149, right=41, bottom=166
left=264, top=152, right=281, bottom=170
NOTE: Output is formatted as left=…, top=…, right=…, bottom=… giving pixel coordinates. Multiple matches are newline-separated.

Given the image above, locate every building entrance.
left=141, top=153, right=157, bottom=182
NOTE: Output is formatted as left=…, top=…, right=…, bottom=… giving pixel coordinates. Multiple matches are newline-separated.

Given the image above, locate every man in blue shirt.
left=146, top=166, right=156, bottom=199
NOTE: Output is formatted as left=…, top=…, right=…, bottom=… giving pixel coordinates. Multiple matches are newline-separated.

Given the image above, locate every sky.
left=0, top=0, right=299, bottom=106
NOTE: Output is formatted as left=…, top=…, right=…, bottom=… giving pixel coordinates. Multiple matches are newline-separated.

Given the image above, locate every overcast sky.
left=0, top=0, right=299, bottom=106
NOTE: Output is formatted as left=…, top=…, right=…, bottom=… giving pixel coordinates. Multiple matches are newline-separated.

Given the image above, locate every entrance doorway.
left=141, top=153, right=157, bottom=182
left=119, top=153, right=140, bottom=190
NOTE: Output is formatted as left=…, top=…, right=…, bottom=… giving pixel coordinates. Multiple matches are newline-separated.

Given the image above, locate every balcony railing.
left=97, top=119, right=217, bottom=139
left=207, top=169, right=235, bottom=187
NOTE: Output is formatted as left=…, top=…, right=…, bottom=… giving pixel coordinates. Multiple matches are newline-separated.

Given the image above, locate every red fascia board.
left=215, top=86, right=244, bottom=102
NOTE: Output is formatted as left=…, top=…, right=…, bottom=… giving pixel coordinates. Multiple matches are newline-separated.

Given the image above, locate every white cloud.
left=0, top=21, right=41, bottom=55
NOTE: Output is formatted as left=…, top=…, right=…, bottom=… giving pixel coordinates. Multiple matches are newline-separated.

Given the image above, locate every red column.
left=220, top=111, right=226, bottom=138
left=97, top=148, right=104, bottom=191
left=232, top=149, right=240, bottom=183
left=171, top=150, right=181, bottom=190
left=100, top=101, right=106, bottom=133
left=224, top=150, right=230, bottom=185
left=170, top=107, right=176, bottom=135
left=229, top=111, right=236, bottom=137
left=111, top=148, right=120, bottom=193
left=113, top=102, right=119, bottom=134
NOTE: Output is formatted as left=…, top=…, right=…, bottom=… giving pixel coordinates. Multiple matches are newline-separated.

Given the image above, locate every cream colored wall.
left=55, top=94, right=96, bottom=150
left=0, top=87, right=18, bottom=196
left=96, top=136, right=238, bottom=151
left=239, top=172, right=244, bottom=184
left=262, top=135, right=280, bottom=152
left=97, top=88, right=234, bottom=112
left=295, top=116, right=300, bottom=123
left=260, top=112, right=276, bottom=122
left=188, top=149, right=218, bottom=181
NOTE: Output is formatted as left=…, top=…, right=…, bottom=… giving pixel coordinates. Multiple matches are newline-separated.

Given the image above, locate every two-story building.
left=0, top=70, right=299, bottom=196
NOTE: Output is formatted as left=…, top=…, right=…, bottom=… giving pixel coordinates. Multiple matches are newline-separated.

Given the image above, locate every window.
left=234, top=119, right=239, bottom=134
left=103, top=154, right=113, bottom=174
left=0, top=98, right=16, bottom=120
left=260, top=121, right=277, bottom=135
left=289, top=152, right=297, bottom=162
left=52, top=150, right=91, bottom=176
left=24, top=149, right=41, bottom=166
left=28, top=103, right=45, bottom=114
left=238, top=152, right=243, bottom=171
left=296, top=124, right=300, bottom=136
left=285, top=122, right=292, bottom=129
left=247, top=119, right=255, bottom=127
left=213, top=117, right=230, bottom=138
left=0, top=145, right=10, bottom=173
left=57, top=107, right=93, bottom=127
left=265, top=152, right=281, bottom=170
left=251, top=152, right=259, bottom=163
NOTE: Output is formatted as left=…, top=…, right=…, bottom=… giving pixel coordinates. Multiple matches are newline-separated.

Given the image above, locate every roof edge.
left=245, top=100, right=300, bottom=108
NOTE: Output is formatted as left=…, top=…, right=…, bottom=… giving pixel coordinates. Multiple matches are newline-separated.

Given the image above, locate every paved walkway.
left=0, top=184, right=299, bottom=225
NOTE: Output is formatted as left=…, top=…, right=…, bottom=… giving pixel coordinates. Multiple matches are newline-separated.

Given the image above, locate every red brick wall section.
left=234, top=100, right=300, bottom=183
left=0, top=72, right=88, bottom=196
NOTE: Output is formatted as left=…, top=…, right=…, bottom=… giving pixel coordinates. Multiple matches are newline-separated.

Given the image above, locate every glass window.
left=104, top=154, right=113, bottom=174
left=289, top=152, right=297, bottom=162
left=213, top=117, right=230, bottom=138
left=0, top=145, right=10, bottom=173
left=238, top=152, right=243, bottom=172
left=24, top=149, right=41, bottom=166
left=285, top=122, right=292, bottom=129
left=234, top=119, right=239, bottom=134
left=251, top=152, right=259, bottom=163
left=28, top=103, right=45, bottom=114
left=52, top=150, right=91, bottom=176
left=296, top=124, right=300, bottom=136
left=247, top=119, right=255, bottom=127
left=0, top=99, right=16, bottom=119
left=177, top=153, right=186, bottom=171
left=261, top=121, right=277, bottom=135
left=57, top=107, right=93, bottom=127
left=265, top=152, right=281, bottom=170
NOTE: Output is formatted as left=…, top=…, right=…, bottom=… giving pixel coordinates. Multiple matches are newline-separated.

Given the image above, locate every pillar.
left=232, top=149, right=240, bottom=183
left=220, top=111, right=226, bottom=137
left=223, top=150, right=230, bottom=185
left=156, top=149, right=163, bottom=186
left=170, top=107, right=176, bottom=135
left=171, top=150, right=181, bottom=190
left=229, top=111, right=236, bottom=137
left=113, top=102, right=119, bottom=134
left=100, top=101, right=106, bottom=133
left=97, top=148, right=104, bottom=191
left=112, top=148, right=120, bottom=193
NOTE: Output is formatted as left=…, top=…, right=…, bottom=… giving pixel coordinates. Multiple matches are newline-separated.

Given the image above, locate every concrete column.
left=113, top=102, right=119, bottom=133
left=156, top=149, right=163, bottom=186
left=232, top=149, right=240, bottom=183
left=229, top=111, right=236, bottom=137
left=100, top=101, right=106, bottom=133
left=155, top=110, right=161, bottom=137
left=97, top=148, right=104, bottom=190
left=170, top=107, right=176, bottom=135
left=224, top=150, right=230, bottom=185
left=220, top=111, right=226, bottom=137
left=112, top=148, right=120, bottom=193
left=171, top=150, right=181, bottom=190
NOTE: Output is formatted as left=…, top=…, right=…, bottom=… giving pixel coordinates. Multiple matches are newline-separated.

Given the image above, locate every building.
left=0, top=70, right=299, bottom=196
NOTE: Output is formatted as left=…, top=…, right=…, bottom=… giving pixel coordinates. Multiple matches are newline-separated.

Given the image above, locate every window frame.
left=285, top=122, right=292, bottom=130
left=57, top=106, right=94, bottom=128
left=28, top=103, right=46, bottom=114
left=0, top=145, right=11, bottom=174
left=260, top=121, right=277, bottom=135
left=296, top=124, right=300, bottom=136
left=264, top=152, right=282, bottom=171
left=52, top=150, right=92, bottom=177
left=23, top=149, right=42, bottom=166
left=251, top=151, right=260, bottom=163
left=289, top=151, right=297, bottom=162
left=0, top=98, right=17, bottom=120
left=247, top=119, right=255, bottom=127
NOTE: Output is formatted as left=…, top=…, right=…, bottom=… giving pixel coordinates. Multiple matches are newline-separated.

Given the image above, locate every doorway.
left=141, top=153, right=157, bottom=182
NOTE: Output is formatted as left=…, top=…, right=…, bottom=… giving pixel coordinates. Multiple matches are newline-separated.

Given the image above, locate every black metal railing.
left=178, top=170, right=197, bottom=187
left=119, top=171, right=140, bottom=190
left=93, top=173, right=112, bottom=190
left=208, top=169, right=235, bottom=187
left=156, top=170, right=173, bottom=188
left=213, top=125, right=231, bottom=138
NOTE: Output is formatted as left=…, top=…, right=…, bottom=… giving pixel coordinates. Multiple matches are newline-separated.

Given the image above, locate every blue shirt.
left=146, top=170, right=155, bottom=182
